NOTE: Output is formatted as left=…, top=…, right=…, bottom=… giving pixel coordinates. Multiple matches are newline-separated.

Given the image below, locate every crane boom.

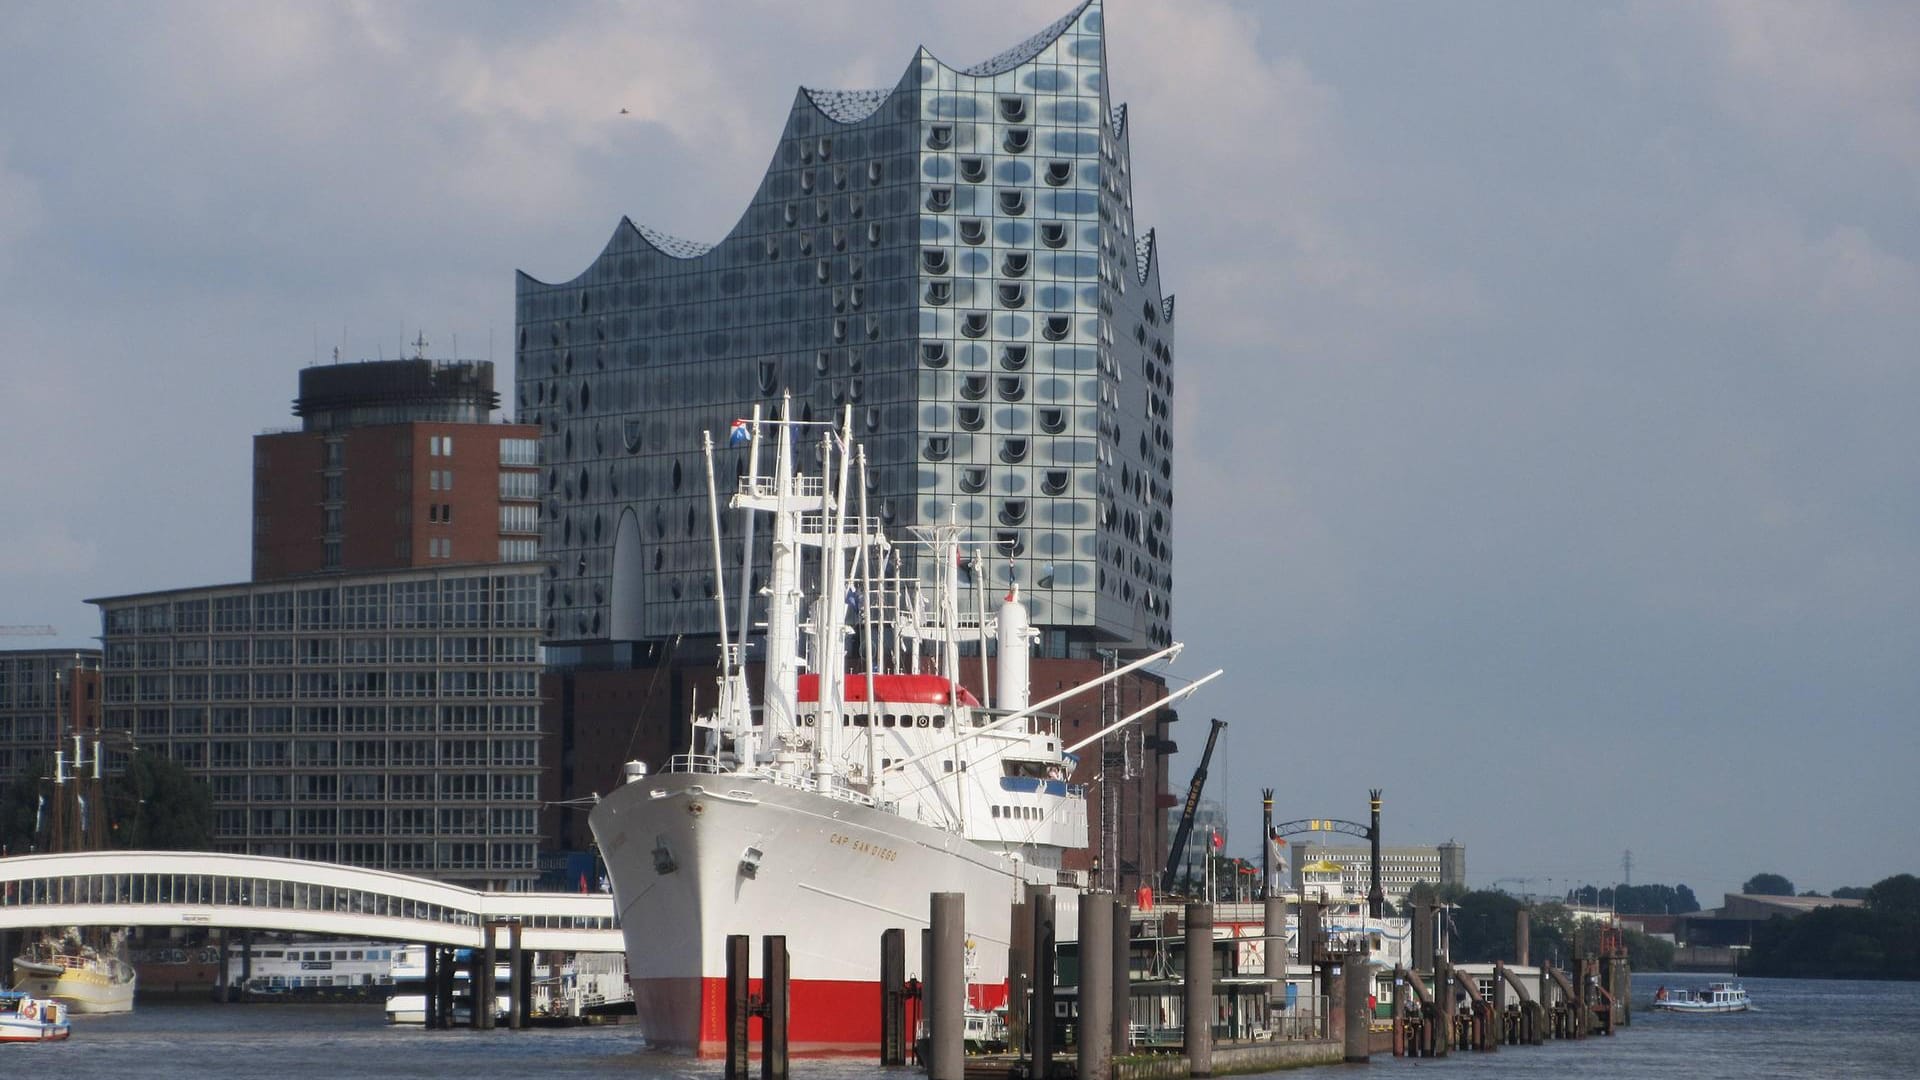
left=1160, top=717, right=1227, bottom=895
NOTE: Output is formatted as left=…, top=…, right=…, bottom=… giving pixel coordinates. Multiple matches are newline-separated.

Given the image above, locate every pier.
left=720, top=886, right=1634, bottom=1078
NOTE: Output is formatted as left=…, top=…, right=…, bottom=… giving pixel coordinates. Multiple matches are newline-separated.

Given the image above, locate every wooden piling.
left=1078, top=894, right=1113, bottom=1080
left=880, top=928, right=908, bottom=1065
left=1111, top=898, right=1132, bottom=1059
left=929, top=893, right=965, bottom=1080
left=1032, top=892, right=1057, bottom=1080
left=1184, top=903, right=1213, bottom=1079
left=479, top=927, right=497, bottom=1029
left=762, top=935, right=790, bottom=1080
left=725, top=935, right=751, bottom=1080
left=1008, top=900, right=1031, bottom=1058
left=1342, top=957, right=1370, bottom=1063
left=507, top=922, right=525, bottom=1030
left=1391, top=965, right=1406, bottom=1057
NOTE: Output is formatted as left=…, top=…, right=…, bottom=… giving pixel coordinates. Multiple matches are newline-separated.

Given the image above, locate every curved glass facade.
left=517, top=0, right=1174, bottom=654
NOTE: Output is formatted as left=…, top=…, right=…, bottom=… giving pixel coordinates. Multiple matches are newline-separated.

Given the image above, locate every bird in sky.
left=619, top=107, right=630, bottom=115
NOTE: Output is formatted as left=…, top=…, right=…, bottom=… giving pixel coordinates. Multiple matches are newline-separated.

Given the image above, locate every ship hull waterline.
left=591, top=771, right=1064, bottom=1055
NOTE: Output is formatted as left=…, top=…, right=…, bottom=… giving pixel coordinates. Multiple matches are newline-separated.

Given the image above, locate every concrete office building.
left=520, top=0, right=1183, bottom=895
left=90, top=568, right=542, bottom=887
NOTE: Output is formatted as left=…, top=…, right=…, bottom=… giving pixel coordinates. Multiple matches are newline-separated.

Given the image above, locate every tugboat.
left=0, top=991, right=72, bottom=1042
left=1653, top=982, right=1750, bottom=1014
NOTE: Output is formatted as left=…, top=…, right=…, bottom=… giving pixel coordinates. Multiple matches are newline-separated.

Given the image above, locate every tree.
left=0, top=755, right=50, bottom=855
left=1743, top=872, right=1795, bottom=896
left=1833, top=886, right=1871, bottom=901
left=1866, top=874, right=1920, bottom=919
left=105, top=750, right=213, bottom=850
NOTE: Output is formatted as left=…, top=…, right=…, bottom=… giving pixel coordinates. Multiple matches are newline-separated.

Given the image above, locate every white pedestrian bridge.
left=0, top=851, right=623, bottom=952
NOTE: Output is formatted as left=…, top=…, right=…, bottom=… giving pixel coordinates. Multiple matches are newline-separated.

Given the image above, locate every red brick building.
left=251, top=359, right=539, bottom=579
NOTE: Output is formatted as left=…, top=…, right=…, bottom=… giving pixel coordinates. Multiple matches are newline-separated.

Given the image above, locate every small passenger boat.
left=1653, top=982, right=1750, bottom=1013
left=0, top=991, right=72, bottom=1042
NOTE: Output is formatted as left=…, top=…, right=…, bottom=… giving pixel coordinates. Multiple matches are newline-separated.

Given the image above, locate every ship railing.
left=661, top=754, right=730, bottom=775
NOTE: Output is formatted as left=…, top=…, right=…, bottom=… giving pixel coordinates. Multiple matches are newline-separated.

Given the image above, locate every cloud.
left=0, top=142, right=43, bottom=275
left=1695, top=0, right=1920, bottom=180
left=1673, top=199, right=1920, bottom=313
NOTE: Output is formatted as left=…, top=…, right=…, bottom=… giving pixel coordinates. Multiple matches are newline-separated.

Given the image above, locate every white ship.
left=11, top=932, right=136, bottom=1015
left=590, top=405, right=1217, bottom=1053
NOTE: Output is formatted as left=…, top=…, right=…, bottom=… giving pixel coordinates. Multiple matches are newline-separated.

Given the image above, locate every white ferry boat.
left=589, top=405, right=1218, bottom=1053
left=1654, top=981, right=1750, bottom=1013
left=227, top=939, right=400, bottom=998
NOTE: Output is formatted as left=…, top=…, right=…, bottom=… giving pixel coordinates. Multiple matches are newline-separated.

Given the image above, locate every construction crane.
left=0, top=625, right=58, bottom=637
left=1160, top=717, right=1228, bottom=896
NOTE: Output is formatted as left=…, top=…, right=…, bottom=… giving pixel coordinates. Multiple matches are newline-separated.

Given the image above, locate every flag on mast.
left=728, top=419, right=752, bottom=447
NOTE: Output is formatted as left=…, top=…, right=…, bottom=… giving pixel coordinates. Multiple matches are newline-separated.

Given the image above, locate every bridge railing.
left=0, top=853, right=618, bottom=943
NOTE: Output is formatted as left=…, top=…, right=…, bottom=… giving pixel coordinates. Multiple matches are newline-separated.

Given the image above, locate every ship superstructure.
left=588, top=405, right=1216, bottom=1052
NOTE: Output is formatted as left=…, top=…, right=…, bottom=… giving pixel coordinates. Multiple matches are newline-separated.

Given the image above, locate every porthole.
left=1004, top=128, right=1031, bottom=153
left=1039, top=408, right=1066, bottom=434
left=959, top=219, right=986, bottom=245
left=1002, top=252, right=1030, bottom=277
left=1041, top=470, right=1070, bottom=496
left=961, top=374, right=988, bottom=401
left=997, top=190, right=1027, bottom=216
left=997, top=376, right=1025, bottom=401
left=1000, top=500, right=1028, bottom=525
left=1000, top=438, right=1029, bottom=464
left=959, top=157, right=986, bottom=183
left=998, top=96, right=1028, bottom=122
left=997, top=283, right=1027, bottom=309
left=920, top=342, right=950, bottom=368
left=1042, top=316, right=1072, bottom=341
left=1045, top=161, right=1072, bottom=186
left=926, top=187, right=953, bottom=212
left=960, top=312, right=989, bottom=338
left=923, top=436, right=951, bottom=462
left=1039, top=223, right=1068, bottom=249
left=925, top=281, right=952, bottom=305
left=922, top=248, right=950, bottom=274
left=927, top=124, right=953, bottom=150
left=1001, top=344, right=1029, bottom=369
left=957, top=405, right=985, bottom=431
left=960, top=467, right=987, bottom=493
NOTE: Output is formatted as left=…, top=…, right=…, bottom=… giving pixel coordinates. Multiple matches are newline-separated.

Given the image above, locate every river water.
left=17, top=973, right=1918, bottom=1079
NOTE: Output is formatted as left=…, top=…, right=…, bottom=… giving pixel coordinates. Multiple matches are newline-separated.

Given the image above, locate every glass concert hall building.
left=516, top=0, right=1177, bottom=661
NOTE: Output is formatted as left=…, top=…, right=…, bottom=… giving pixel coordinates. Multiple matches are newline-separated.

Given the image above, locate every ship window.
left=933, top=717, right=945, bottom=729
left=883, top=715, right=895, bottom=728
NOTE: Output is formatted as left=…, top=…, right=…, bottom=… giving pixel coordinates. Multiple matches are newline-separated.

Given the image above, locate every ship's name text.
left=828, top=833, right=898, bottom=862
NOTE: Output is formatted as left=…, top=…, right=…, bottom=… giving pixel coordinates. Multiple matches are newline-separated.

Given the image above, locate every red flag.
left=1210, top=829, right=1222, bottom=850
left=578, top=873, right=589, bottom=894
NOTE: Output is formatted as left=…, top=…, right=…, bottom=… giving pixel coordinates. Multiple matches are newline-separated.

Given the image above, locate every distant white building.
left=1288, top=840, right=1466, bottom=905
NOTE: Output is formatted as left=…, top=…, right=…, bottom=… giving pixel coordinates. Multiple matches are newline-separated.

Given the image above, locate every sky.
left=3, top=0, right=1916, bottom=904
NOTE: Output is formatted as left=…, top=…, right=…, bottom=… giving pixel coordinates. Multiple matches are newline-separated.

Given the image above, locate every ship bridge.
left=0, top=851, right=621, bottom=951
